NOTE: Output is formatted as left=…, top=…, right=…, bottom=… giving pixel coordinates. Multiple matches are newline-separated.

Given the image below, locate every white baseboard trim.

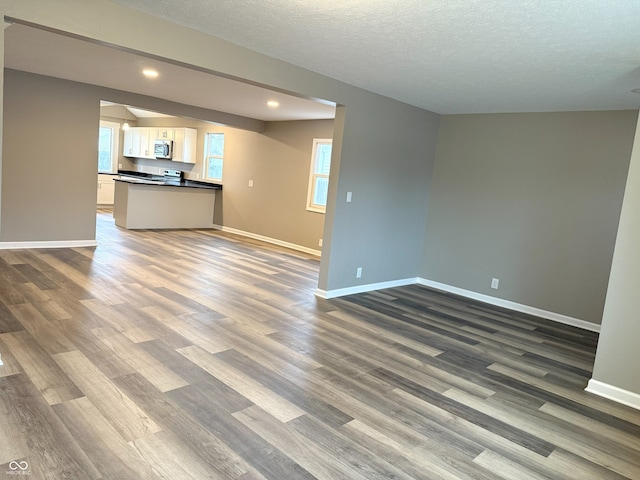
left=586, top=379, right=640, bottom=411
left=213, top=225, right=321, bottom=257
left=315, top=277, right=419, bottom=299
left=416, top=278, right=600, bottom=333
left=317, top=276, right=601, bottom=333
left=0, top=239, right=98, bottom=250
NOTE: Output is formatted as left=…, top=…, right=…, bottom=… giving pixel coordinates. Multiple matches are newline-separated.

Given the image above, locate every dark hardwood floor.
left=0, top=209, right=638, bottom=479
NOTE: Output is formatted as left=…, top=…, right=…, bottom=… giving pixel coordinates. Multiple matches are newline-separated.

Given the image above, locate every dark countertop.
left=116, top=170, right=222, bottom=190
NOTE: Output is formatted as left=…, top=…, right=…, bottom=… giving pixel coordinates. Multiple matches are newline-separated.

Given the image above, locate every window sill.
left=306, top=206, right=326, bottom=214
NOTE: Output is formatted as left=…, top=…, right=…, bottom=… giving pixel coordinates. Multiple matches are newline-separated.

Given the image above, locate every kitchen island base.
left=114, top=181, right=216, bottom=230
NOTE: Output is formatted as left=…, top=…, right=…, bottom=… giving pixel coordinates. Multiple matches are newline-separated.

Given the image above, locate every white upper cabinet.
left=156, top=128, right=175, bottom=141
left=172, top=128, right=197, bottom=164
left=123, top=127, right=155, bottom=159
left=123, top=126, right=197, bottom=163
left=138, top=128, right=153, bottom=158
left=123, top=129, right=135, bottom=157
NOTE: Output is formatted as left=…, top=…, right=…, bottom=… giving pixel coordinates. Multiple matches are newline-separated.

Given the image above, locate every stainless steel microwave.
left=154, top=140, right=173, bottom=159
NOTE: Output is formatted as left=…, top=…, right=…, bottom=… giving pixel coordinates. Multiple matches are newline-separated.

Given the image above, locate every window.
left=307, top=138, right=333, bottom=213
left=204, top=132, right=224, bottom=181
left=98, top=120, right=120, bottom=173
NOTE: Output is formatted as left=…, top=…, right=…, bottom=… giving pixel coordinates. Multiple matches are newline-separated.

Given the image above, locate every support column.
left=588, top=111, right=640, bottom=410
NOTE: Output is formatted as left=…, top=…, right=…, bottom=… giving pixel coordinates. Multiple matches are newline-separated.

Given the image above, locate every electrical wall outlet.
left=346, top=191, right=353, bottom=203
left=319, top=239, right=323, bottom=247
left=356, top=267, right=363, bottom=278
left=248, top=180, right=254, bottom=187
left=491, top=278, right=499, bottom=289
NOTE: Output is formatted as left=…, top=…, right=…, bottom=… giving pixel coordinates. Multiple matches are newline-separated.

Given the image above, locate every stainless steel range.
left=162, top=169, right=183, bottom=181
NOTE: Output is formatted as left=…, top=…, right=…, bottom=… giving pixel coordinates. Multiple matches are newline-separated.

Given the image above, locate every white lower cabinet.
left=97, top=175, right=117, bottom=205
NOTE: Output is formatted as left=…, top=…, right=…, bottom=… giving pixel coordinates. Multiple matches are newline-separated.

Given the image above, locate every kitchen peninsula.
left=113, top=170, right=222, bottom=230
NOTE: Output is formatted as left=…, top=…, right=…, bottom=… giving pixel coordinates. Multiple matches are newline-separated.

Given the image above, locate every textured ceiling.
left=111, top=0, right=640, bottom=114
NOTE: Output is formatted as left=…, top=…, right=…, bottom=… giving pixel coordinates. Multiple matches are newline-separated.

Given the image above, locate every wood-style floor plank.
left=91, top=329, right=189, bottom=392
left=0, top=374, right=100, bottom=478
left=167, top=383, right=317, bottom=480
left=129, top=430, right=232, bottom=480
left=53, top=350, right=161, bottom=441
left=177, top=344, right=307, bottom=422
left=233, top=405, right=374, bottom=480
left=114, top=372, right=258, bottom=479
left=52, top=396, right=158, bottom=480
left=0, top=330, right=83, bottom=405
left=0, top=209, right=637, bottom=479
left=0, top=336, right=23, bottom=378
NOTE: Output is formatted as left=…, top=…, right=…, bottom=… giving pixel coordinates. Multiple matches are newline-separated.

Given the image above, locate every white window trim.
left=203, top=132, right=224, bottom=182
left=306, top=138, right=333, bottom=214
left=98, top=120, right=120, bottom=174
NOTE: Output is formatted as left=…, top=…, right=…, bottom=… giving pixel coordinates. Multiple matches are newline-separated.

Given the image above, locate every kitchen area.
left=97, top=106, right=222, bottom=230
left=92, top=100, right=334, bottom=254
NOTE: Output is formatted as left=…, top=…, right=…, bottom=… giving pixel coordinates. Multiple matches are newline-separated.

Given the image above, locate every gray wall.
left=136, top=117, right=333, bottom=250
left=228, top=120, right=332, bottom=250
left=421, top=111, right=637, bottom=324
left=2, top=0, right=441, bottom=294
left=592, top=114, right=640, bottom=395
left=320, top=99, right=440, bottom=290
left=2, top=69, right=98, bottom=242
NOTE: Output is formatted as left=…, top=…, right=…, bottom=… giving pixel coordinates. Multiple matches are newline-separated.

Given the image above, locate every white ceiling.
left=3, top=24, right=336, bottom=122
left=126, top=107, right=172, bottom=119
left=98, top=103, right=174, bottom=119
left=108, top=0, right=640, bottom=114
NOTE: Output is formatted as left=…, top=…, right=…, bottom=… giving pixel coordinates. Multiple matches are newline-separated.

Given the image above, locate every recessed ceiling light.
left=267, top=100, right=279, bottom=108
left=143, top=69, right=159, bottom=78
